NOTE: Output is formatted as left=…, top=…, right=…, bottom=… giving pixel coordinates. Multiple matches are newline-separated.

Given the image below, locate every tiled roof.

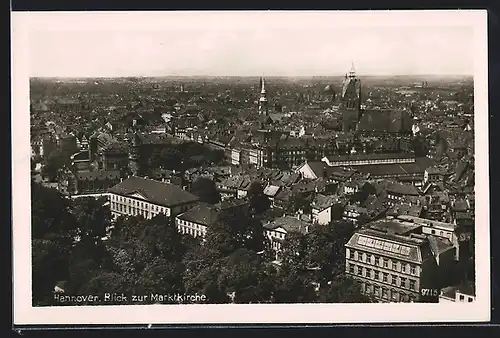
left=428, top=236, right=455, bottom=256
left=176, top=202, right=220, bottom=227
left=263, top=216, right=311, bottom=235
left=312, top=194, right=339, bottom=210
left=263, top=184, right=281, bottom=197
left=386, top=183, right=420, bottom=196
left=109, top=176, right=199, bottom=207
left=76, top=170, right=120, bottom=181
left=357, top=109, right=413, bottom=133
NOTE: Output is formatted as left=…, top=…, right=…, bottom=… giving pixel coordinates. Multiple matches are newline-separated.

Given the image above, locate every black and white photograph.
left=12, top=10, right=489, bottom=324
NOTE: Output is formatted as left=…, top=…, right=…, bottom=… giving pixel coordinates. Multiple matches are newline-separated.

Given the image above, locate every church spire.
left=259, top=76, right=268, bottom=116
left=349, top=61, right=356, bottom=78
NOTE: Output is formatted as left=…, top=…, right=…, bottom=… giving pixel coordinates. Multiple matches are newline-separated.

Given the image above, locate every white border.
left=12, top=10, right=490, bottom=325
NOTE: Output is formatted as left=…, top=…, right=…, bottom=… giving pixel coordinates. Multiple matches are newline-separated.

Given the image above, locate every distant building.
left=72, top=170, right=121, bottom=195
left=339, top=64, right=362, bottom=132
left=108, top=176, right=199, bottom=219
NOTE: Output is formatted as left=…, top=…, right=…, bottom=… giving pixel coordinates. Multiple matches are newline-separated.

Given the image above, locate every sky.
left=23, top=11, right=479, bottom=77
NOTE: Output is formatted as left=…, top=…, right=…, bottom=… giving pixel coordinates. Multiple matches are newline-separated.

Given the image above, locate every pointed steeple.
left=349, top=61, right=356, bottom=78
left=258, top=75, right=268, bottom=116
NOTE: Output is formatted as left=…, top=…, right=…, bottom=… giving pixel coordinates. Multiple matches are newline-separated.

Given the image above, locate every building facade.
left=108, top=176, right=199, bottom=220
left=345, top=224, right=441, bottom=303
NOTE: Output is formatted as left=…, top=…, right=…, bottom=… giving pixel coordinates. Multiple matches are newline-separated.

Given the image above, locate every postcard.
left=12, top=10, right=489, bottom=325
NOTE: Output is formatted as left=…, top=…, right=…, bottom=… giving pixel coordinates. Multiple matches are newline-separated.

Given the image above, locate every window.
left=383, top=273, right=388, bottom=283
left=391, top=275, right=397, bottom=285
left=431, top=229, right=436, bottom=234
left=350, top=264, right=355, bottom=274
left=382, top=288, right=388, bottom=299
left=409, top=280, right=416, bottom=290
left=392, top=261, right=397, bottom=271
left=374, top=286, right=380, bottom=296
left=468, top=297, right=473, bottom=303
left=391, top=291, right=398, bottom=301
left=366, top=269, right=372, bottom=279
left=410, top=265, right=416, bottom=275
left=354, top=266, right=359, bottom=275
left=401, top=264, right=406, bottom=273
left=400, top=277, right=407, bottom=288
left=383, top=258, right=388, bottom=268
left=459, top=295, right=465, bottom=301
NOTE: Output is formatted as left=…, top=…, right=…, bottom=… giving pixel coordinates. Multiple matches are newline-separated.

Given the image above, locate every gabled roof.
left=312, top=194, right=339, bottom=210
left=263, top=215, right=311, bottom=235
left=176, top=202, right=220, bottom=227
left=109, top=176, right=199, bottom=207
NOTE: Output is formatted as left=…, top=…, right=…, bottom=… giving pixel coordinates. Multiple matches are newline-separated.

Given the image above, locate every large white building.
left=108, top=177, right=199, bottom=219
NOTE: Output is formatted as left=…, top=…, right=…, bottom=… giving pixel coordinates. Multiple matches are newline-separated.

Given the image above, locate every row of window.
left=361, top=282, right=416, bottom=302
left=328, top=158, right=414, bottom=166
left=178, top=225, right=205, bottom=238
left=346, top=250, right=418, bottom=275
left=177, top=219, right=206, bottom=231
left=347, top=263, right=417, bottom=291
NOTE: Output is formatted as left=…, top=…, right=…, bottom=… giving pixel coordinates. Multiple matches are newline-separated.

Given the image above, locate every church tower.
left=258, top=76, right=269, bottom=116
left=128, top=132, right=141, bottom=176
left=340, top=63, right=362, bottom=132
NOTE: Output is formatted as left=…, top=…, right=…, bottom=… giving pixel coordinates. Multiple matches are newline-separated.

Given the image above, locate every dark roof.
left=176, top=202, right=220, bottom=227
left=357, top=109, right=413, bottom=133
left=109, top=176, right=199, bottom=207
left=324, top=152, right=415, bottom=163
left=300, top=161, right=325, bottom=178
left=367, top=218, right=422, bottom=236
left=386, top=183, right=420, bottom=196
left=312, top=194, right=339, bottom=210
left=355, top=157, right=435, bottom=177
left=76, top=170, right=120, bottom=181
left=428, top=236, right=455, bottom=257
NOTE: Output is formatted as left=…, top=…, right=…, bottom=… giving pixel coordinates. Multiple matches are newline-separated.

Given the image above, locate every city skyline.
left=25, top=11, right=476, bottom=78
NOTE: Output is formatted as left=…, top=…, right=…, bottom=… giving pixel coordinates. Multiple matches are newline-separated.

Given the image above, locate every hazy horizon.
left=24, top=11, right=477, bottom=78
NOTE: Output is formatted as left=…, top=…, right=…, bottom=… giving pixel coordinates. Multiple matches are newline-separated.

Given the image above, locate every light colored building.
left=322, top=153, right=415, bottom=167
left=108, top=176, right=199, bottom=219
left=175, top=202, right=220, bottom=238
left=345, top=218, right=454, bottom=303
left=311, top=194, right=339, bottom=225
left=263, top=215, right=311, bottom=260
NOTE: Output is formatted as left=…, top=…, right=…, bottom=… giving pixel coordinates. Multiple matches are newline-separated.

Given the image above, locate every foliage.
left=190, top=177, right=221, bottom=204
left=247, top=181, right=271, bottom=215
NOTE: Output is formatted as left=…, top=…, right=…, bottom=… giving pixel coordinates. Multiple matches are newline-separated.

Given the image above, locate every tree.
left=190, top=177, right=221, bottom=204
left=318, top=277, right=373, bottom=303
left=247, top=181, right=270, bottom=215
left=32, top=239, right=70, bottom=306
left=140, top=214, right=186, bottom=261
left=148, top=147, right=183, bottom=170
left=217, top=249, right=274, bottom=303
left=71, top=197, right=111, bottom=243
left=42, top=149, right=68, bottom=182
left=31, top=181, right=75, bottom=240
left=280, top=231, right=308, bottom=269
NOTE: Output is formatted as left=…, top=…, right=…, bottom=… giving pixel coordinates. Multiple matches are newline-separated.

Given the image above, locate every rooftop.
left=176, top=202, right=220, bottom=227
left=264, top=215, right=311, bottom=235
left=109, top=176, right=199, bottom=207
